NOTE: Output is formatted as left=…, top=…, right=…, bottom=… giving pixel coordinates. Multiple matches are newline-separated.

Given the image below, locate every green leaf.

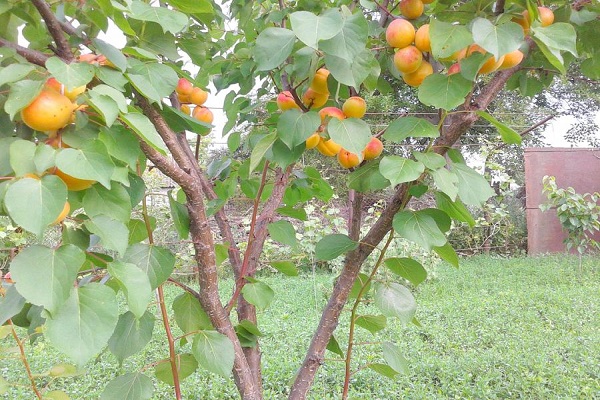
left=241, top=280, right=275, bottom=310
left=430, top=20, right=473, bottom=60
left=327, top=118, right=371, bottom=156
left=532, top=22, right=578, bottom=58
left=10, top=140, right=40, bottom=176
left=46, top=283, right=119, bottom=366
left=277, top=109, right=321, bottom=149
left=471, top=19, right=524, bottom=59
left=172, top=292, right=212, bottom=333
left=43, top=390, right=71, bottom=400
left=46, top=57, right=94, bottom=91
left=379, top=156, right=425, bottom=187
left=84, top=215, right=129, bottom=256
left=99, top=125, right=141, bottom=169
left=168, top=191, right=190, bottom=239
left=254, top=28, right=297, bottom=71
left=92, top=38, right=127, bottom=72
left=451, top=163, right=495, bottom=206
left=192, top=331, right=234, bottom=377
left=0, top=64, right=35, bottom=87
left=373, top=282, right=416, bottom=325
left=435, top=191, right=475, bottom=227
left=108, top=311, right=155, bottom=363
left=418, top=73, right=472, bottom=111
left=129, top=0, right=188, bottom=34
left=4, top=175, right=67, bottom=237
left=55, top=141, right=116, bottom=189
left=319, top=11, right=368, bottom=62
left=276, top=205, right=307, bottom=221
left=476, top=111, right=521, bottom=145
left=355, top=315, right=387, bottom=334
left=431, top=167, right=459, bottom=201
left=155, top=354, right=198, bottom=386
left=10, top=244, right=84, bottom=316
left=315, top=234, right=358, bottom=261
left=325, top=48, right=379, bottom=89
left=120, top=111, right=168, bottom=155
left=122, top=244, right=175, bottom=290
left=433, top=242, right=459, bottom=268
left=382, top=342, right=409, bottom=374
left=368, top=363, right=400, bottom=379
left=160, top=105, right=211, bottom=136
left=267, top=220, right=297, bottom=247
left=108, top=261, right=152, bottom=319
left=100, top=372, right=153, bottom=400
left=249, top=132, right=277, bottom=173
left=384, top=258, right=427, bottom=287
left=347, top=160, right=391, bottom=192
left=383, top=117, right=439, bottom=143
left=581, top=55, right=600, bottom=80
left=83, top=183, right=132, bottom=223
left=5, top=79, right=44, bottom=119
left=413, top=152, right=446, bottom=170
left=167, top=0, right=213, bottom=14
left=393, top=210, right=447, bottom=250
left=126, top=61, right=179, bottom=105
left=290, top=9, right=344, bottom=49
left=0, top=285, right=26, bottom=325
left=326, top=335, right=344, bottom=357
left=88, top=92, right=119, bottom=127
left=269, top=261, right=298, bottom=276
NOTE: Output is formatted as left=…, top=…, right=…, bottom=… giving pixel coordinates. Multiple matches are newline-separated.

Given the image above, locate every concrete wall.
left=524, top=147, right=600, bottom=254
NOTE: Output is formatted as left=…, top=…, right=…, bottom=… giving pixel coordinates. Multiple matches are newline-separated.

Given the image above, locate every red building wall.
left=525, top=147, right=600, bottom=254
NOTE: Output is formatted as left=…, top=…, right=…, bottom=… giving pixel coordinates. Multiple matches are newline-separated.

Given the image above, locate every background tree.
left=0, top=1, right=599, bottom=399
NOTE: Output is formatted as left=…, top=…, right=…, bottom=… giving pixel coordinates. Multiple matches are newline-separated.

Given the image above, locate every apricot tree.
left=0, top=0, right=598, bottom=399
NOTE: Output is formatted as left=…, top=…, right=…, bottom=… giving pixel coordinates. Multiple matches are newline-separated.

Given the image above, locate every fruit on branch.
left=399, top=0, right=424, bottom=20
left=190, top=87, right=208, bottom=106
left=524, top=6, right=555, bottom=27
left=21, top=90, right=75, bottom=132
left=402, top=60, right=433, bottom=87
left=467, top=44, right=504, bottom=74
left=305, top=132, right=321, bottom=149
left=45, top=78, right=86, bottom=101
left=180, top=104, right=191, bottom=115
left=176, top=78, right=194, bottom=96
left=192, top=106, right=214, bottom=125
left=277, top=91, right=300, bottom=111
left=393, top=45, right=423, bottom=74
left=78, top=53, right=97, bottom=63
left=2, top=271, right=13, bottom=284
left=414, top=24, right=431, bottom=53
left=319, top=107, right=345, bottom=123
left=342, top=96, right=367, bottom=119
left=315, top=138, right=341, bottom=157
left=499, top=49, right=525, bottom=70
left=52, top=201, right=70, bottom=225
left=447, top=63, right=461, bottom=75
left=310, top=68, right=330, bottom=94
left=302, top=88, right=328, bottom=109
left=52, top=169, right=95, bottom=191
left=337, top=149, right=361, bottom=169
left=362, top=137, right=384, bottom=160
left=385, top=18, right=415, bottom=49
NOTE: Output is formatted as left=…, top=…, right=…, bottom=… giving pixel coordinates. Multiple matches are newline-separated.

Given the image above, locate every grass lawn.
left=2, top=254, right=599, bottom=399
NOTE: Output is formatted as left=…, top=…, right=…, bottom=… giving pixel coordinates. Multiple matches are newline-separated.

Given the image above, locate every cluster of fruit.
left=276, top=68, right=383, bottom=169
left=175, top=78, right=214, bottom=127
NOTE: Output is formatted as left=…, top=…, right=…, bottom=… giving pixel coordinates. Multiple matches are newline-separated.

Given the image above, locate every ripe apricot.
left=447, top=63, right=461, bottom=75
left=45, top=78, right=86, bottom=101
left=399, top=0, right=424, bottom=20
left=402, top=60, right=433, bottom=87
left=310, top=68, right=330, bottom=95
left=53, top=169, right=95, bottom=191
left=176, top=78, right=193, bottom=96
left=337, top=149, right=361, bottom=169
left=316, top=138, right=342, bottom=157
left=394, top=45, right=423, bottom=74
left=385, top=19, right=415, bottom=49
left=192, top=106, right=214, bottom=125
left=302, top=88, right=328, bottom=109
left=305, top=132, right=321, bottom=149
left=362, top=137, right=384, bottom=160
left=319, top=107, right=345, bottom=123
left=277, top=91, right=299, bottom=111
left=524, top=6, right=554, bottom=27
left=180, top=104, right=191, bottom=115
left=21, top=90, right=75, bottom=132
left=467, top=45, right=504, bottom=74
left=414, top=24, right=431, bottom=53
left=342, top=97, right=367, bottom=119
left=499, top=49, right=525, bottom=70
left=190, top=87, right=208, bottom=106
left=52, top=201, right=70, bottom=225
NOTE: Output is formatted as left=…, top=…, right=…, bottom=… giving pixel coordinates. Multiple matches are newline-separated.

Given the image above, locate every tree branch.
left=289, top=67, right=521, bottom=399
left=31, top=0, right=74, bottom=61
left=0, top=38, right=50, bottom=66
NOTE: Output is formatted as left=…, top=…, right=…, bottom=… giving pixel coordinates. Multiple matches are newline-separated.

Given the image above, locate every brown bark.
left=289, top=68, right=520, bottom=399
left=31, top=0, right=73, bottom=61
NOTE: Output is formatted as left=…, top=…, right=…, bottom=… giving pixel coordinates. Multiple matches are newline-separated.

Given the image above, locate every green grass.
left=2, top=255, right=599, bottom=399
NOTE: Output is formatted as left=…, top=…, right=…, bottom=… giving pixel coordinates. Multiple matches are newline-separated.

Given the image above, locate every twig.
left=31, top=0, right=73, bottom=61
left=0, top=38, right=50, bottom=66
left=8, top=320, right=43, bottom=399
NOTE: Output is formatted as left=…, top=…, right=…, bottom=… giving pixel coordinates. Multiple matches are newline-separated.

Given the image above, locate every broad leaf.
left=384, top=258, right=427, bottom=287
left=451, top=163, right=495, bottom=206
left=192, top=331, right=235, bottom=377
left=393, top=210, right=447, bottom=250
left=435, top=191, right=475, bottom=227
left=277, top=109, right=321, bottom=149
left=126, top=61, right=179, bottom=105
left=155, top=354, right=198, bottom=386
left=168, top=191, right=190, bottom=239
left=46, top=283, right=119, bottom=365
left=379, top=156, right=425, bottom=187
left=172, top=292, right=212, bottom=333
left=267, top=220, right=297, bottom=247
left=382, top=342, right=409, bottom=374
left=4, top=80, right=44, bottom=119
left=471, top=19, right=524, bottom=59
left=327, top=117, right=371, bottom=156
left=325, top=49, right=379, bottom=89
left=269, top=261, right=298, bottom=276
left=46, top=57, right=94, bottom=90
left=108, top=261, right=152, bottom=319
left=0, top=285, right=26, bottom=325
left=374, top=282, right=416, bottom=325
left=108, top=311, right=155, bottom=363
left=122, top=244, right=175, bottom=290
left=55, top=141, right=116, bottom=189
left=413, top=152, right=446, bottom=170
left=326, top=335, right=344, bottom=357
left=477, top=111, right=521, bottom=145
left=347, top=160, right=391, bottom=192
left=120, top=111, right=168, bottom=155
left=290, top=9, right=344, bottom=49
left=100, top=372, right=153, bottom=400
left=315, top=234, right=358, bottom=261
left=249, top=132, right=277, bottom=173
left=431, top=167, right=459, bottom=201
left=129, top=1, right=188, bottom=34
left=384, top=117, right=439, bottom=143
left=430, top=20, right=473, bottom=59
left=92, top=38, right=127, bottom=71
left=10, top=245, right=84, bottom=315
left=83, top=183, right=132, bottom=223
left=418, top=73, right=472, bottom=111
left=241, top=279, right=275, bottom=310
left=355, top=315, right=387, bottom=334
left=254, top=28, right=296, bottom=71
left=319, top=11, right=368, bottom=62
left=434, top=242, right=459, bottom=268
left=84, top=215, right=129, bottom=256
